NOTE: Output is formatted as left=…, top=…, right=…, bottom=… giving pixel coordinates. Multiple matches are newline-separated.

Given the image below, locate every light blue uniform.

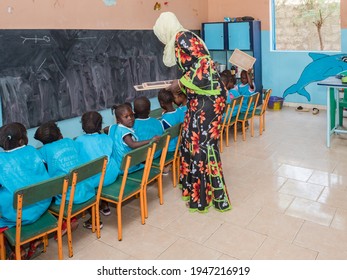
left=75, top=133, right=119, bottom=187
left=133, top=117, right=164, bottom=159
left=0, top=145, right=51, bottom=228
left=177, top=105, right=187, bottom=117
left=110, top=124, right=143, bottom=173
left=238, top=83, right=255, bottom=113
left=161, top=109, right=184, bottom=152
left=38, top=138, right=95, bottom=205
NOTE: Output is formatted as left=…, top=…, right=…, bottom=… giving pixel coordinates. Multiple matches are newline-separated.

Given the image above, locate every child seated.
left=173, top=90, right=188, bottom=116
left=158, top=88, right=184, bottom=152
left=75, top=111, right=120, bottom=217
left=238, top=69, right=255, bottom=113
left=133, top=96, right=164, bottom=158
left=109, top=103, right=160, bottom=173
left=0, top=122, right=51, bottom=259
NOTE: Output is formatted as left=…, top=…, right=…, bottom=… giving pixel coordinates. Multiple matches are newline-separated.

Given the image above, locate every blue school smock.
left=110, top=124, right=142, bottom=173
left=161, top=109, right=183, bottom=152
left=38, top=138, right=95, bottom=205
left=133, top=117, right=164, bottom=159
left=238, top=83, right=255, bottom=113
left=0, top=145, right=51, bottom=228
left=75, top=133, right=119, bottom=186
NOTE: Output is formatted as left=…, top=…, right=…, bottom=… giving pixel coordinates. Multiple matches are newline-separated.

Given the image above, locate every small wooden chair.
left=100, top=143, right=154, bottom=241
left=128, top=133, right=170, bottom=218
left=49, top=156, right=108, bottom=258
left=254, top=89, right=272, bottom=135
left=236, top=92, right=260, bottom=141
left=0, top=174, right=69, bottom=260
left=161, top=123, right=183, bottom=187
left=220, top=95, right=243, bottom=152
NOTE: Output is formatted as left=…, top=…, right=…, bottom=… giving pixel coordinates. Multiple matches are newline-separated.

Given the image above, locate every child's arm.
left=247, top=69, right=254, bottom=90
left=123, top=134, right=160, bottom=149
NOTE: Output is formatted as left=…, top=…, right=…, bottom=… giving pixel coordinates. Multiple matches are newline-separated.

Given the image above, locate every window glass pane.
left=273, top=0, right=340, bottom=51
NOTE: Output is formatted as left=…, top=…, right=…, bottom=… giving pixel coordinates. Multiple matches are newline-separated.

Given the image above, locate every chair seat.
left=254, top=108, right=262, bottom=115
left=49, top=196, right=97, bottom=217
left=128, top=167, right=161, bottom=183
left=101, top=176, right=141, bottom=202
left=4, top=211, right=58, bottom=245
left=238, top=112, right=251, bottom=121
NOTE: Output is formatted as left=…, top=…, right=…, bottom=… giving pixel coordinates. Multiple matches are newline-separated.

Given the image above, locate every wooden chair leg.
left=117, top=203, right=122, bottom=241
left=226, top=126, right=230, bottom=147
left=0, top=233, right=6, bottom=260
left=259, top=116, right=263, bottom=135
left=242, top=122, right=246, bottom=141
left=220, top=130, right=224, bottom=153
left=158, top=176, right=163, bottom=205
left=172, top=162, right=177, bottom=187
left=95, top=206, right=101, bottom=239
left=67, top=219, right=73, bottom=258
left=140, top=190, right=145, bottom=224
left=56, top=228, right=63, bottom=260
left=144, top=185, right=148, bottom=218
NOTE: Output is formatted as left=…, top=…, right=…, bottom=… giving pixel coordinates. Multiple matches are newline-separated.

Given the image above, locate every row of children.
left=220, top=68, right=255, bottom=118
left=0, top=88, right=186, bottom=259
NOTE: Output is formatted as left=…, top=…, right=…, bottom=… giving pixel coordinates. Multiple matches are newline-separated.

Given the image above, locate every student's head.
left=81, top=111, right=102, bottom=134
left=114, top=104, right=135, bottom=128
left=158, top=88, right=174, bottom=110
left=240, top=70, right=248, bottom=85
left=173, top=91, right=187, bottom=107
left=34, top=121, right=63, bottom=144
left=229, top=75, right=237, bottom=88
left=134, top=96, right=151, bottom=119
left=0, top=122, right=28, bottom=151
left=220, top=73, right=229, bottom=89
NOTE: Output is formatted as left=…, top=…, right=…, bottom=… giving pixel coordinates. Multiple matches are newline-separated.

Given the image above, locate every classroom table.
left=317, top=76, right=347, bottom=147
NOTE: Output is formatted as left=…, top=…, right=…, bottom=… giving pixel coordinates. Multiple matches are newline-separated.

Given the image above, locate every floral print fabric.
left=175, top=31, right=231, bottom=212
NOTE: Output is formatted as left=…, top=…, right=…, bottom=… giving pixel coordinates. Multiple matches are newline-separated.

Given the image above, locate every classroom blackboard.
left=0, top=29, right=179, bottom=128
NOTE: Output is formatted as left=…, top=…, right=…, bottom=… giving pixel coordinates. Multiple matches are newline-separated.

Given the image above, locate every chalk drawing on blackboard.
left=37, top=58, right=47, bottom=72
left=21, top=35, right=50, bottom=44
left=76, top=37, right=97, bottom=40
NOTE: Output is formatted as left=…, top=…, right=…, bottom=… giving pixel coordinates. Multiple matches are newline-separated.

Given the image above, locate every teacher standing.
left=153, top=12, right=231, bottom=213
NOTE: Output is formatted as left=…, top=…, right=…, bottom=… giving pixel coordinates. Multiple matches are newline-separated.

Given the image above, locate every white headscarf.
left=153, top=12, right=187, bottom=67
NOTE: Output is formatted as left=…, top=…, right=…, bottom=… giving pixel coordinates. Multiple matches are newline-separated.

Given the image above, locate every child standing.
left=109, top=103, right=160, bottom=173
left=75, top=111, right=120, bottom=217
left=133, top=96, right=164, bottom=158
left=0, top=122, right=51, bottom=259
left=158, top=89, right=184, bottom=152
left=238, top=69, right=255, bottom=113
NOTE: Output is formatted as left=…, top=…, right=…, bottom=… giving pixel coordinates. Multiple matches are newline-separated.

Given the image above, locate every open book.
left=229, top=49, right=256, bottom=71
left=134, top=80, right=173, bottom=91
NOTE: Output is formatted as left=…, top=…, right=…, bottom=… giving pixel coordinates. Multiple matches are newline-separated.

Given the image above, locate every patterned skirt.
left=180, top=91, right=231, bottom=213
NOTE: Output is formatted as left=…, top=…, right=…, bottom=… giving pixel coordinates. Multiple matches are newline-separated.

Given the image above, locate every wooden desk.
left=317, top=77, right=347, bottom=147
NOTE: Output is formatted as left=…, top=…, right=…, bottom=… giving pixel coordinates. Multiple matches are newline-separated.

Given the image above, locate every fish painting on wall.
left=283, top=53, right=347, bottom=101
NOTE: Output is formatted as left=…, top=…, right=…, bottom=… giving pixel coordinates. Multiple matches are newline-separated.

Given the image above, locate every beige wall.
left=0, top=0, right=207, bottom=30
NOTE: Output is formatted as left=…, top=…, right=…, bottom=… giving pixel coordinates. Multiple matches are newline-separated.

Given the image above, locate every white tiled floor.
left=37, top=106, right=347, bottom=260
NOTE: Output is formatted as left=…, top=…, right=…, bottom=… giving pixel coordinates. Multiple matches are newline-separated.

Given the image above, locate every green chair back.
left=120, top=143, right=153, bottom=171
left=72, top=156, right=107, bottom=184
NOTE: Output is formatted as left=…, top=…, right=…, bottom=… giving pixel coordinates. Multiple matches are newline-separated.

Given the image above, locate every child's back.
left=238, top=69, right=255, bottom=113
left=75, top=111, right=119, bottom=187
left=0, top=123, right=51, bottom=228
left=34, top=121, right=95, bottom=205
left=133, top=96, right=164, bottom=158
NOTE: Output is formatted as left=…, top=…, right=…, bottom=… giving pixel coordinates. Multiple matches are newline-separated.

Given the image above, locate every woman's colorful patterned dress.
left=175, top=31, right=231, bottom=213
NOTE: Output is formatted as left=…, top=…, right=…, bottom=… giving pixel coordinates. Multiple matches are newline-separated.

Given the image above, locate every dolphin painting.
left=283, top=53, right=347, bottom=101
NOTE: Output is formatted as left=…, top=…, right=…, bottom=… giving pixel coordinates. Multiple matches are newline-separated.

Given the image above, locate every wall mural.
left=283, top=53, right=347, bottom=101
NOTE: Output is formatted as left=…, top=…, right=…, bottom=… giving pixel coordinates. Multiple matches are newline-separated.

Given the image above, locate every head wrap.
left=153, top=12, right=187, bottom=67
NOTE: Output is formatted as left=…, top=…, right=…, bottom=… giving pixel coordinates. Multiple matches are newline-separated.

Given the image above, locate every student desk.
left=317, top=76, right=347, bottom=147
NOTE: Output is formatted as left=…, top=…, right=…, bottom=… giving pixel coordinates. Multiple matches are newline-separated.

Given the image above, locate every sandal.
left=83, top=219, right=103, bottom=230
left=26, top=240, right=44, bottom=260
left=312, top=108, right=320, bottom=115
left=295, top=106, right=310, bottom=112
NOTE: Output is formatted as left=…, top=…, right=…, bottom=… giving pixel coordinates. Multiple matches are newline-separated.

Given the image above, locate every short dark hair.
left=81, top=111, right=102, bottom=134
left=0, top=122, right=28, bottom=150
left=114, top=104, right=132, bottom=120
left=134, top=96, right=150, bottom=117
left=158, top=88, right=174, bottom=104
left=34, top=121, right=62, bottom=144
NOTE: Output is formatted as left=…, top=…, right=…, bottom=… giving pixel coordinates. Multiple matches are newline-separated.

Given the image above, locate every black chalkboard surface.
left=0, top=30, right=179, bottom=128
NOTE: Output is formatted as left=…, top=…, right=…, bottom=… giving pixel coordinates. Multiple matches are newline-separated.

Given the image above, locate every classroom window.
left=271, top=0, right=341, bottom=51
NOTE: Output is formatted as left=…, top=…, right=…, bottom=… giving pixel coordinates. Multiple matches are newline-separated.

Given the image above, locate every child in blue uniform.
left=173, top=90, right=188, bottom=117
left=133, top=96, right=164, bottom=158
left=158, top=89, right=184, bottom=152
left=75, top=111, right=120, bottom=218
left=109, top=104, right=160, bottom=173
left=238, top=69, right=255, bottom=113
left=34, top=121, right=95, bottom=230
left=0, top=122, right=51, bottom=258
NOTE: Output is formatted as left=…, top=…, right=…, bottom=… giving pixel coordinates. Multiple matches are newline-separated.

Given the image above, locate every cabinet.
left=201, top=21, right=262, bottom=93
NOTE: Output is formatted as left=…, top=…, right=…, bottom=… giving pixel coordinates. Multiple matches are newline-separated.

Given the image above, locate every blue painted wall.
left=262, top=28, right=347, bottom=105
